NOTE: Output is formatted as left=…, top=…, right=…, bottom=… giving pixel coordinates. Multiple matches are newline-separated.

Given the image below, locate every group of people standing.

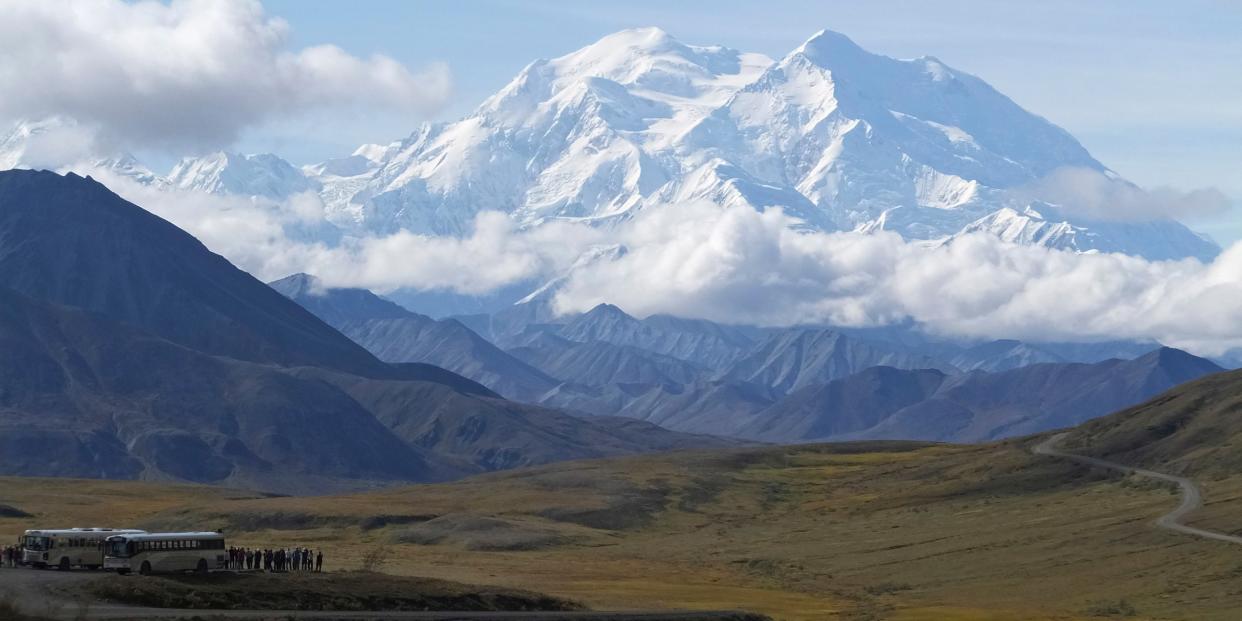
left=1, top=545, right=20, bottom=567
left=226, top=546, right=322, bottom=572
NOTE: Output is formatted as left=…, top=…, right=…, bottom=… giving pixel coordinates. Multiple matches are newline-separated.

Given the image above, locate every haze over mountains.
left=0, top=170, right=722, bottom=492
left=274, top=273, right=1225, bottom=444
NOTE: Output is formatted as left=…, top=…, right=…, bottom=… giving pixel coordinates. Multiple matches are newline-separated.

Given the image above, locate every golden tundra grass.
left=4, top=440, right=1242, bottom=621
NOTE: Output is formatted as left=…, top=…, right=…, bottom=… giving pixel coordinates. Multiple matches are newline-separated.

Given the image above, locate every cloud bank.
left=0, top=0, right=451, bottom=151
left=551, top=203, right=1242, bottom=356
left=89, top=163, right=1242, bottom=358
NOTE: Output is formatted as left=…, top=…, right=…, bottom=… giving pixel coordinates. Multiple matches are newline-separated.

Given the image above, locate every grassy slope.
left=4, top=440, right=1242, bottom=620
left=1058, top=366, right=1242, bottom=550
left=1063, top=368, right=1242, bottom=477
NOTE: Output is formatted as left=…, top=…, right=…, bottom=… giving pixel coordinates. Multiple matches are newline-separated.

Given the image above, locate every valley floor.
left=3, top=440, right=1241, bottom=620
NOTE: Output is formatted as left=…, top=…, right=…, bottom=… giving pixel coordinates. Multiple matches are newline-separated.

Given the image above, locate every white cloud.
left=86, top=168, right=603, bottom=297
left=81, top=168, right=1242, bottom=358
left=1016, top=166, right=1233, bottom=222
left=0, top=0, right=451, bottom=151
left=550, top=203, right=1242, bottom=356
left=305, top=215, right=606, bottom=295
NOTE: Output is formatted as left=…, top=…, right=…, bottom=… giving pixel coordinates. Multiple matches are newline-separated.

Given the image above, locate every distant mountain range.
left=0, top=170, right=722, bottom=493
left=269, top=273, right=560, bottom=403
left=273, top=273, right=1225, bottom=444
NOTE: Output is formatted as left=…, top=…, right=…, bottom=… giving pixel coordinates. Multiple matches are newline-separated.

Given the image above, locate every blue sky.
left=233, top=1, right=1238, bottom=241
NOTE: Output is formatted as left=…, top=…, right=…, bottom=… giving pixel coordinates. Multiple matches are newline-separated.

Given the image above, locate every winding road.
left=1034, top=433, right=1242, bottom=545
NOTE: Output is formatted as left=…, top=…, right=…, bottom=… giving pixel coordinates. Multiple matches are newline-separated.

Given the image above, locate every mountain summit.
left=3, top=29, right=1216, bottom=263
left=283, top=28, right=1213, bottom=261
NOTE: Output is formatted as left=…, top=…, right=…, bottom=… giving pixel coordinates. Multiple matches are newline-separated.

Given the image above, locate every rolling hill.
left=753, top=348, right=1224, bottom=443
left=6, top=432, right=1242, bottom=620
left=1061, top=364, right=1242, bottom=477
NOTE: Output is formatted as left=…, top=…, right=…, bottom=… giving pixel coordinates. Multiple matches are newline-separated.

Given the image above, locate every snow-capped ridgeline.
left=0, top=117, right=165, bottom=186
left=0, top=28, right=1219, bottom=262
left=167, top=151, right=319, bottom=199
left=309, top=27, right=1214, bottom=260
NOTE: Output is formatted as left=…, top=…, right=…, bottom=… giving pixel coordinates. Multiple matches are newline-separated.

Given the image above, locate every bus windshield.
left=105, top=539, right=131, bottom=558
left=23, top=536, right=49, bottom=551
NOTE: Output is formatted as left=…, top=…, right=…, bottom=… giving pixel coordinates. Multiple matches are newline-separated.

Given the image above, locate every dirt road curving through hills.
left=1034, top=433, right=1242, bottom=545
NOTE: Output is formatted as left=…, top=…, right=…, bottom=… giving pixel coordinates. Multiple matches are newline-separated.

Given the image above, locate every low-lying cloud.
left=1017, top=166, right=1233, bottom=222
left=551, top=203, right=1242, bottom=356
left=84, top=168, right=1242, bottom=358
left=0, top=0, right=451, bottom=151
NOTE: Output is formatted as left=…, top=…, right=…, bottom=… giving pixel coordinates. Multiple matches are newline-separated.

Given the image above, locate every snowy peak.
left=168, top=151, right=317, bottom=199
left=320, top=27, right=1214, bottom=261
left=479, top=26, right=769, bottom=130
left=268, top=272, right=326, bottom=298
left=12, top=29, right=1213, bottom=265
left=0, top=118, right=164, bottom=187
left=792, top=29, right=873, bottom=67
left=0, top=117, right=87, bottom=170
left=548, top=27, right=759, bottom=95
left=955, top=203, right=1218, bottom=261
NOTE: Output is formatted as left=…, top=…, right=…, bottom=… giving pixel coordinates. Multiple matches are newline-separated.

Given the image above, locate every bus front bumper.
left=104, top=558, right=130, bottom=571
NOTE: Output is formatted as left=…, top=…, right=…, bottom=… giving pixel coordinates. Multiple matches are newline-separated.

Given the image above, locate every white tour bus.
left=21, top=528, right=147, bottom=570
left=104, top=532, right=226, bottom=575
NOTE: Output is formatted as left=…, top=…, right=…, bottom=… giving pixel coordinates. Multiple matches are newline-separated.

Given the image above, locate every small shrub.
left=0, top=503, right=31, bottom=518
left=358, top=545, right=391, bottom=573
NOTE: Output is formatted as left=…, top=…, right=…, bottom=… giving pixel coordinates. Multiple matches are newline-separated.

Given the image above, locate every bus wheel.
left=195, top=559, right=208, bottom=575
left=58, top=557, right=70, bottom=571
left=139, top=561, right=152, bottom=576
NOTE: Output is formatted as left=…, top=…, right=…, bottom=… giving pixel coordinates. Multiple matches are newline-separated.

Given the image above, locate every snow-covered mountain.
left=0, top=28, right=1218, bottom=263
left=168, top=151, right=318, bottom=199
left=297, top=27, right=1216, bottom=261
left=302, top=28, right=774, bottom=236
left=952, top=203, right=1216, bottom=260
left=0, top=117, right=163, bottom=186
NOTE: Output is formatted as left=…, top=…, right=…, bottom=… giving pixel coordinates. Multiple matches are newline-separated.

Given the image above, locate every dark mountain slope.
left=744, top=367, right=948, bottom=441
left=614, top=380, right=782, bottom=437
left=0, top=284, right=712, bottom=491
left=1061, top=355, right=1239, bottom=477
left=298, top=367, right=726, bottom=472
left=557, top=304, right=757, bottom=371
left=723, top=328, right=958, bottom=394
left=0, top=170, right=385, bottom=376
left=268, top=273, right=411, bottom=324
left=270, top=274, right=558, bottom=401
left=508, top=331, right=706, bottom=387
left=770, top=348, right=1223, bottom=444
left=0, top=286, right=447, bottom=490
left=944, top=339, right=1065, bottom=372
left=0, top=171, right=726, bottom=491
